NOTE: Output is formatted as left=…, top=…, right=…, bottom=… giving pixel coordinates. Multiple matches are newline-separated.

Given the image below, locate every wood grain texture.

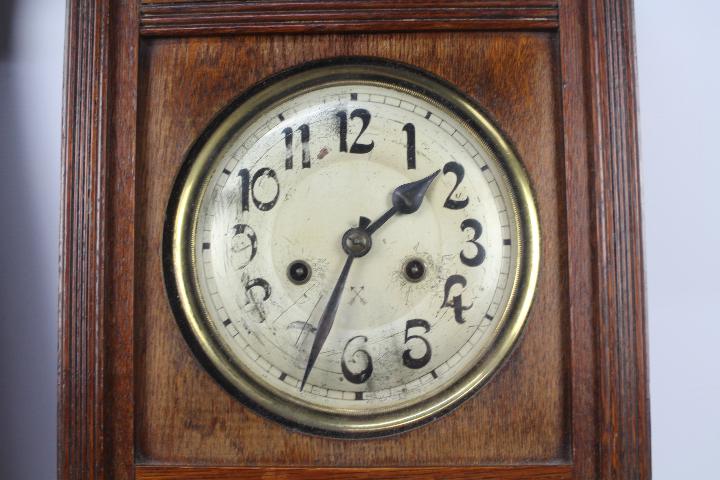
left=587, top=1, right=651, bottom=479
left=557, top=1, right=597, bottom=479
left=58, top=0, right=110, bottom=479
left=135, top=465, right=573, bottom=479
left=59, top=0, right=651, bottom=477
left=104, top=0, right=139, bottom=479
left=134, top=32, right=568, bottom=466
left=139, top=0, right=559, bottom=36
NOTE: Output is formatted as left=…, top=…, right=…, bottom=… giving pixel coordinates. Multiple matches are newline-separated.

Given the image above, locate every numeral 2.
left=442, top=162, right=469, bottom=209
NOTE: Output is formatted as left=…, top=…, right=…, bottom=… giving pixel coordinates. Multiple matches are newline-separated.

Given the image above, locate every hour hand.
left=392, top=169, right=440, bottom=213
left=365, top=170, right=440, bottom=235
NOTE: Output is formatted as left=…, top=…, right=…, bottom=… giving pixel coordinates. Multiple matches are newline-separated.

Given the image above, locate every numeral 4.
left=441, top=275, right=473, bottom=324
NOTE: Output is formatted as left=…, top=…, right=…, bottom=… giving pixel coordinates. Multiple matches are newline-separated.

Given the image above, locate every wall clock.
left=60, top=1, right=650, bottom=479
left=164, top=58, right=540, bottom=436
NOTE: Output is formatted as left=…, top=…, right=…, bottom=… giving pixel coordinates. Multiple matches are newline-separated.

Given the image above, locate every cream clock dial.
left=165, top=58, right=539, bottom=437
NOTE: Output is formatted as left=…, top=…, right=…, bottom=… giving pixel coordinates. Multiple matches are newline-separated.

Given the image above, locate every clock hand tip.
left=300, top=369, right=310, bottom=391
left=392, top=169, right=441, bottom=214
left=425, top=169, right=441, bottom=184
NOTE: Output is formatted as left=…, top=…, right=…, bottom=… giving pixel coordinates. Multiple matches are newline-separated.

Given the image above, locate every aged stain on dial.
left=165, top=58, right=540, bottom=437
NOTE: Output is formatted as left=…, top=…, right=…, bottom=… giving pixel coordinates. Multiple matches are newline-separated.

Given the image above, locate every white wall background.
left=635, top=1, right=720, bottom=477
left=0, top=0, right=64, bottom=479
left=0, top=0, right=717, bottom=478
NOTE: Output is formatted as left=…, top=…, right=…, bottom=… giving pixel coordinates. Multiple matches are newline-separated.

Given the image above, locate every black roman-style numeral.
left=441, top=275, right=473, bottom=324
left=245, top=278, right=271, bottom=302
left=442, top=162, right=469, bottom=209
left=402, top=319, right=432, bottom=369
left=229, top=223, right=258, bottom=269
left=403, top=123, right=416, bottom=169
left=282, top=124, right=311, bottom=169
left=337, top=109, right=374, bottom=154
left=459, top=219, right=486, bottom=267
left=238, top=167, right=280, bottom=212
left=341, top=335, right=373, bottom=384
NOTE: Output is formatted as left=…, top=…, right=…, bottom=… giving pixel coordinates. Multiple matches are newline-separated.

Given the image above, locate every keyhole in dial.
left=403, top=258, right=426, bottom=282
left=287, top=260, right=312, bottom=285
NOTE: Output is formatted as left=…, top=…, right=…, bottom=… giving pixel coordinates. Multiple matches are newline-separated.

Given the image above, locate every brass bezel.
left=163, top=57, right=541, bottom=438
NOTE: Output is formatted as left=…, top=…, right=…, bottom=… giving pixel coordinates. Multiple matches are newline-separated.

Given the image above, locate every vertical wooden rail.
left=587, top=0, right=651, bottom=479
left=58, top=0, right=110, bottom=478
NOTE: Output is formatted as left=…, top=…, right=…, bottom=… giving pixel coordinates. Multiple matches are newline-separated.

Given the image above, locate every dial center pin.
left=342, top=228, right=372, bottom=257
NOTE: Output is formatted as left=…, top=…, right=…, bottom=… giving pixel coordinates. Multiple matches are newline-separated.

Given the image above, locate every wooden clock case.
left=59, top=1, right=650, bottom=479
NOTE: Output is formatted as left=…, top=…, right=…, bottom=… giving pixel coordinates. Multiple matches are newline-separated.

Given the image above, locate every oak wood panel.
left=59, top=1, right=110, bottom=478
left=135, top=465, right=573, bottom=479
left=139, top=1, right=560, bottom=36
left=587, top=1, right=651, bottom=478
left=60, top=0, right=650, bottom=478
left=105, top=0, right=139, bottom=479
left=135, top=31, right=567, bottom=465
left=557, top=1, right=597, bottom=479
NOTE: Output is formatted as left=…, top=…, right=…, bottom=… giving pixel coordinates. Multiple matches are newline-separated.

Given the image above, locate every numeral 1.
left=403, top=123, right=416, bottom=169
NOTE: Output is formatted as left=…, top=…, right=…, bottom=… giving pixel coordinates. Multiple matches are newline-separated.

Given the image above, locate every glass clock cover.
left=164, top=58, right=539, bottom=437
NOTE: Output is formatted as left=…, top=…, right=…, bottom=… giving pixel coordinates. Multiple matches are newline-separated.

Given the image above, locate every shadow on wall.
left=0, top=0, right=60, bottom=479
left=0, top=1, right=15, bottom=58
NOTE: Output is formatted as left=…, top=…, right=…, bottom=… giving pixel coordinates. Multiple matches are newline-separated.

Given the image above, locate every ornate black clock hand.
left=365, top=170, right=440, bottom=235
left=300, top=170, right=441, bottom=391
left=300, top=253, right=355, bottom=391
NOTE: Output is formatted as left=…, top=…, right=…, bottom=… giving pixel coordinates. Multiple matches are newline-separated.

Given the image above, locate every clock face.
left=165, top=59, right=539, bottom=437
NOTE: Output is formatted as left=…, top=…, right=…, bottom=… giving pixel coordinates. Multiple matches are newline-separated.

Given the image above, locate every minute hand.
left=300, top=254, right=354, bottom=391
left=299, top=170, right=440, bottom=391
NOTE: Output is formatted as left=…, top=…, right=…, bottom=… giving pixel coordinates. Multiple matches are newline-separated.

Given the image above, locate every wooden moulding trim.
left=139, top=0, right=559, bottom=36
left=58, top=0, right=110, bottom=479
left=587, top=0, right=651, bottom=479
left=557, top=0, right=596, bottom=477
left=135, top=465, right=573, bottom=480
